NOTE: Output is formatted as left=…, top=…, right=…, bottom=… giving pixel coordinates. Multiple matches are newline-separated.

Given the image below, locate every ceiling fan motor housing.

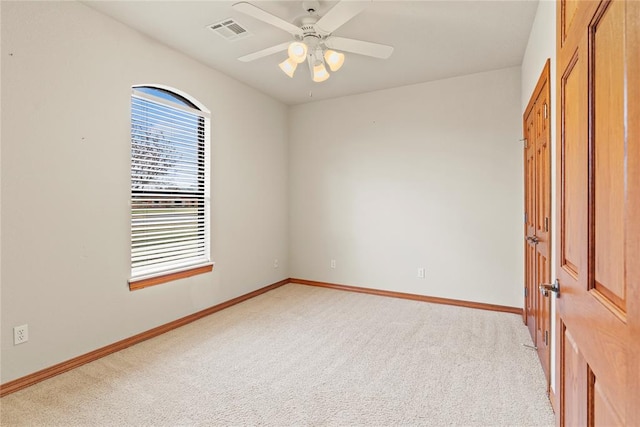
left=296, top=15, right=325, bottom=50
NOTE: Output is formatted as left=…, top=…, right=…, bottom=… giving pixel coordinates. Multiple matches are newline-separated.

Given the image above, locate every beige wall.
left=1, top=1, right=544, bottom=386
left=1, top=1, right=289, bottom=383
left=288, top=67, right=524, bottom=308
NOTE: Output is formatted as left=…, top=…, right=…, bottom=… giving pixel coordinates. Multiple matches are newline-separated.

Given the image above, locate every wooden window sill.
left=129, top=263, right=213, bottom=291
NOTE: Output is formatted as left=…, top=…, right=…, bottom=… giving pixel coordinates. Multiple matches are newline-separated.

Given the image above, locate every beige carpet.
left=0, top=284, right=554, bottom=426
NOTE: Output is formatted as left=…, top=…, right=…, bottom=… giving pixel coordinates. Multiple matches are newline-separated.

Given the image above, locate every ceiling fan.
left=232, top=0, right=394, bottom=82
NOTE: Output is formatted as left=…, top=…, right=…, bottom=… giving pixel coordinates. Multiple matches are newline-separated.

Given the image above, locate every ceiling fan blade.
left=238, top=42, right=291, bottom=62
left=325, top=37, right=394, bottom=59
left=315, top=0, right=371, bottom=34
left=232, top=2, right=302, bottom=37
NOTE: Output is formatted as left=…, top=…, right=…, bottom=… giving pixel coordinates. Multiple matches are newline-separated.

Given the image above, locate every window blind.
left=130, top=89, right=210, bottom=280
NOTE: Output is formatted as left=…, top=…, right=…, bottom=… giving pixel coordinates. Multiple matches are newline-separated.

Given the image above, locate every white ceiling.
left=84, top=0, right=539, bottom=105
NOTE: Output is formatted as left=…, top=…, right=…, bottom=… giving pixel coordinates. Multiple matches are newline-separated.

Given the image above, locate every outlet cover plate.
left=14, top=324, right=28, bottom=345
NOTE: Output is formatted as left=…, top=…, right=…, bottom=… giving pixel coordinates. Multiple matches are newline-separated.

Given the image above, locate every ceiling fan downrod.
left=302, top=0, right=320, bottom=14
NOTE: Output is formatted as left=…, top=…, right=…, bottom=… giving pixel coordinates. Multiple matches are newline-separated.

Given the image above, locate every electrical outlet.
left=14, top=324, right=28, bottom=345
left=274, top=259, right=279, bottom=269
left=417, top=268, right=426, bottom=279
left=330, top=259, right=336, bottom=269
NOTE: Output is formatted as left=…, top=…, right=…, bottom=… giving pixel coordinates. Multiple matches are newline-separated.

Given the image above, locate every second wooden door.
left=523, top=59, right=552, bottom=388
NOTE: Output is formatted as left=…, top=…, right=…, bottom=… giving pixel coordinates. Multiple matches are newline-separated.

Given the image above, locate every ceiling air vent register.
left=208, top=19, right=251, bottom=41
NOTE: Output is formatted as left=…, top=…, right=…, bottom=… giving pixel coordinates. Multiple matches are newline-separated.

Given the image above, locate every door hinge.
left=545, top=216, right=549, bottom=232
left=544, top=103, right=548, bottom=119
left=524, top=212, right=528, bottom=224
left=524, top=287, right=528, bottom=298
left=519, top=138, right=528, bottom=148
left=544, top=330, right=549, bottom=346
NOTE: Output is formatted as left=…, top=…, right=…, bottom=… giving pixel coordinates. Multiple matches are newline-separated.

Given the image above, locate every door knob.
left=540, top=279, right=560, bottom=297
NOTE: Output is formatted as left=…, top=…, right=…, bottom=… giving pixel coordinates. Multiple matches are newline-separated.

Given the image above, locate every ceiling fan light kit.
left=280, top=39, right=339, bottom=81
left=232, top=0, right=393, bottom=84
left=278, top=57, right=298, bottom=78
left=312, top=62, right=330, bottom=82
left=324, top=49, right=344, bottom=72
left=287, top=41, right=308, bottom=64
left=280, top=40, right=343, bottom=81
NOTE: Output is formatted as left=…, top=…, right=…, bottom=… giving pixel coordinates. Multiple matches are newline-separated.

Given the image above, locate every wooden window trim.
left=128, top=263, right=213, bottom=291
left=130, top=86, right=210, bottom=287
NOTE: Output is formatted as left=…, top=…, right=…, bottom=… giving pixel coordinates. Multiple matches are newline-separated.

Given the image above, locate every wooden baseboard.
left=0, top=278, right=289, bottom=397
left=1, top=277, right=522, bottom=397
left=289, top=278, right=523, bottom=315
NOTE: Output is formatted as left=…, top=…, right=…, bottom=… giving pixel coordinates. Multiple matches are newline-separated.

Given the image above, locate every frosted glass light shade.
left=313, top=63, right=330, bottom=82
left=324, top=50, right=345, bottom=72
left=279, top=58, right=298, bottom=78
left=288, top=42, right=308, bottom=64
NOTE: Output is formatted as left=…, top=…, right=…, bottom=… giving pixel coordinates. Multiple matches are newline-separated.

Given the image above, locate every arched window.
left=129, top=86, right=211, bottom=290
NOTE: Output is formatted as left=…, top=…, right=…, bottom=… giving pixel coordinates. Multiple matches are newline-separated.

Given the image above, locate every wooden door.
left=524, top=104, right=537, bottom=339
left=523, top=60, right=552, bottom=386
left=556, top=0, right=639, bottom=425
